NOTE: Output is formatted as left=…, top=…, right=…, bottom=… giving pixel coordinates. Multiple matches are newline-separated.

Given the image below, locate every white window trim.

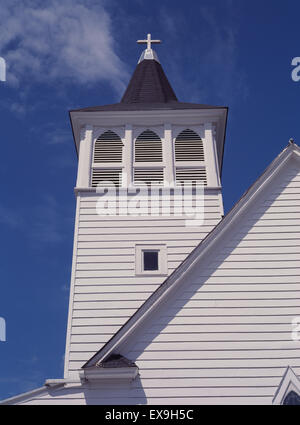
left=135, top=244, right=167, bottom=276
left=91, top=166, right=125, bottom=188
left=133, top=129, right=165, bottom=187
left=273, top=366, right=300, bottom=405
left=173, top=128, right=207, bottom=187
left=175, top=161, right=205, bottom=167
left=91, top=129, right=125, bottom=187
left=172, top=125, right=204, bottom=140
left=92, top=163, right=125, bottom=168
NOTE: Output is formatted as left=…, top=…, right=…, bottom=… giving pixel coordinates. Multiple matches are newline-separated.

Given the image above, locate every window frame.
left=133, top=129, right=165, bottom=186
left=173, top=128, right=207, bottom=187
left=91, top=130, right=125, bottom=188
left=135, top=244, right=167, bottom=276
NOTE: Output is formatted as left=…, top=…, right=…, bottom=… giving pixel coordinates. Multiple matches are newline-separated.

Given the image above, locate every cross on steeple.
left=137, top=34, right=161, bottom=51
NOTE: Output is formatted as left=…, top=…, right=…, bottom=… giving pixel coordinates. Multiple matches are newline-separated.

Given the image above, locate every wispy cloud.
left=158, top=2, right=248, bottom=106
left=0, top=0, right=129, bottom=93
left=45, top=129, right=71, bottom=146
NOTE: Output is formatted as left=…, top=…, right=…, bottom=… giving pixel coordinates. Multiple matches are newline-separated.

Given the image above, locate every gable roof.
left=83, top=141, right=300, bottom=369
left=273, top=367, right=300, bottom=404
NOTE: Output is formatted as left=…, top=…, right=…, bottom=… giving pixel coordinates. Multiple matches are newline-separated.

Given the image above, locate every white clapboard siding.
left=217, top=253, right=300, bottom=261
left=138, top=366, right=300, bottom=379
left=77, top=247, right=194, bottom=256
left=77, top=239, right=210, bottom=249
left=74, top=277, right=163, bottom=285
left=73, top=292, right=152, bottom=302
left=188, top=283, right=300, bottom=291
left=111, top=163, right=300, bottom=405
left=77, top=233, right=213, bottom=242
left=78, top=224, right=217, bottom=235
left=227, top=239, right=300, bottom=247
left=153, top=314, right=298, bottom=325
left=79, top=216, right=220, bottom=227
left=18, top=396, right=272, bottom=405
left=73, top=308, right=136, bottom=318
left=134, top=340, right=300, bottom=351
left=64, top=189, right=223, bottom=377
left=52, top=152, right=300, bottom=405
left=139, top=332, right=293, bottom=342
left=68, top=358, right=300, bottom=372
left=68, top=341, right=299, bottom=355
left=19, top=395, right=272, bottom=406
left=74, top=284, right=159, bottom=293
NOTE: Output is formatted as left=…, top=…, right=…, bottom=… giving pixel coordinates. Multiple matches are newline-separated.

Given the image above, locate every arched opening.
left=174, top=129, right=206, bottom=186
left=93, top=130, right=123, bottom=163
left=283, top=390, right=300, bottom=405
left=135, top=129, right=162, bottom=162
left=92, top=130, right=124, bottom=187
left=134, top=130, right=163, bottom=185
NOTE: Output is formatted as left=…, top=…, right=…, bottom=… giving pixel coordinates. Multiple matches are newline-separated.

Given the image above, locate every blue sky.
left=0, top=0, right=300, bottom=400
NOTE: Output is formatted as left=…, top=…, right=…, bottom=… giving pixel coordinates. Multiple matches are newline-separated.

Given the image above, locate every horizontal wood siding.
left=115, top=164, right=300, bottom=404
left=65, top=190, right=223, bottom=376
left=25, top=161, right=300, bottom=405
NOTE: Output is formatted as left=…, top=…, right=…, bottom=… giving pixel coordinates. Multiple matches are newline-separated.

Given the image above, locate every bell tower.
left=65, top=35, right=228, bottom=378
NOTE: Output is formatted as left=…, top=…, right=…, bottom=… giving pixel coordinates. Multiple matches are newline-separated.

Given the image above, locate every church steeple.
left=121, top=33, right=178, bottom=104
left=64, top=33, right=228, bottom=379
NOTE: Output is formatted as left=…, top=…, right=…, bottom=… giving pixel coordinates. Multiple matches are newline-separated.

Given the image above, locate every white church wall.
left=64, top=188, right=223, bottom=376
left=114, top=156, right=300, bottom=405
left=63, top=111, right=225, bottom=378
left=17, top=149, right=300, bottom=405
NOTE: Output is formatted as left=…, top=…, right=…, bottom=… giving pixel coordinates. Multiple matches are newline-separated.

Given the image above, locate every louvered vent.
left=134, top=168, right=164, bottom=185
left=175, top=129, right=204, bottom=162
left=176, top=168, right=207, bottom=186
left=135, top=130, right=162, bottom=162
left=94, top=131, right=123, bottom=163
left=92, top=168, right=122, bottom=187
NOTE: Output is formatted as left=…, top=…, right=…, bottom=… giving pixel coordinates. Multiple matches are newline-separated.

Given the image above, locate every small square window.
left=143, top=251, right=159, bottom=271
left=135, top=244, right=167, bottom=276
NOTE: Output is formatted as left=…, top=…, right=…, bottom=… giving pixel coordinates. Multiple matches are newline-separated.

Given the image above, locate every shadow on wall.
left=44, top=375, right=147, bottom=405
left=83, top=375, right=147, bottom=405
left=111, top=164, right=300, bottom=403
left=45, top=164, right=298, bottom=404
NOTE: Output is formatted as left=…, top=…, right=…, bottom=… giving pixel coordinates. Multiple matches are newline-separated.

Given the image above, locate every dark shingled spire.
left=121, top=58, right=178, bottom=104
left=69, top=39, right=226, bottom=112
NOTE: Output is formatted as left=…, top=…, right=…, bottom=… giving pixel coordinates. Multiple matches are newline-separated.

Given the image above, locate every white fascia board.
left=0, top=386, right=49, bottom=405
left=74, top=186, right=222, bottom=194
left=273, top=367, right=300, bottom=405
left=81, top=367, right=139, bottom=382
left=83, top=142, right=300, bottom=368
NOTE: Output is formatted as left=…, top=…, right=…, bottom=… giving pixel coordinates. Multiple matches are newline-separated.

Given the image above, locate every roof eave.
left=80, top=366, right=139, bottom=382
left=69, top=106, right=228, bottom=163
